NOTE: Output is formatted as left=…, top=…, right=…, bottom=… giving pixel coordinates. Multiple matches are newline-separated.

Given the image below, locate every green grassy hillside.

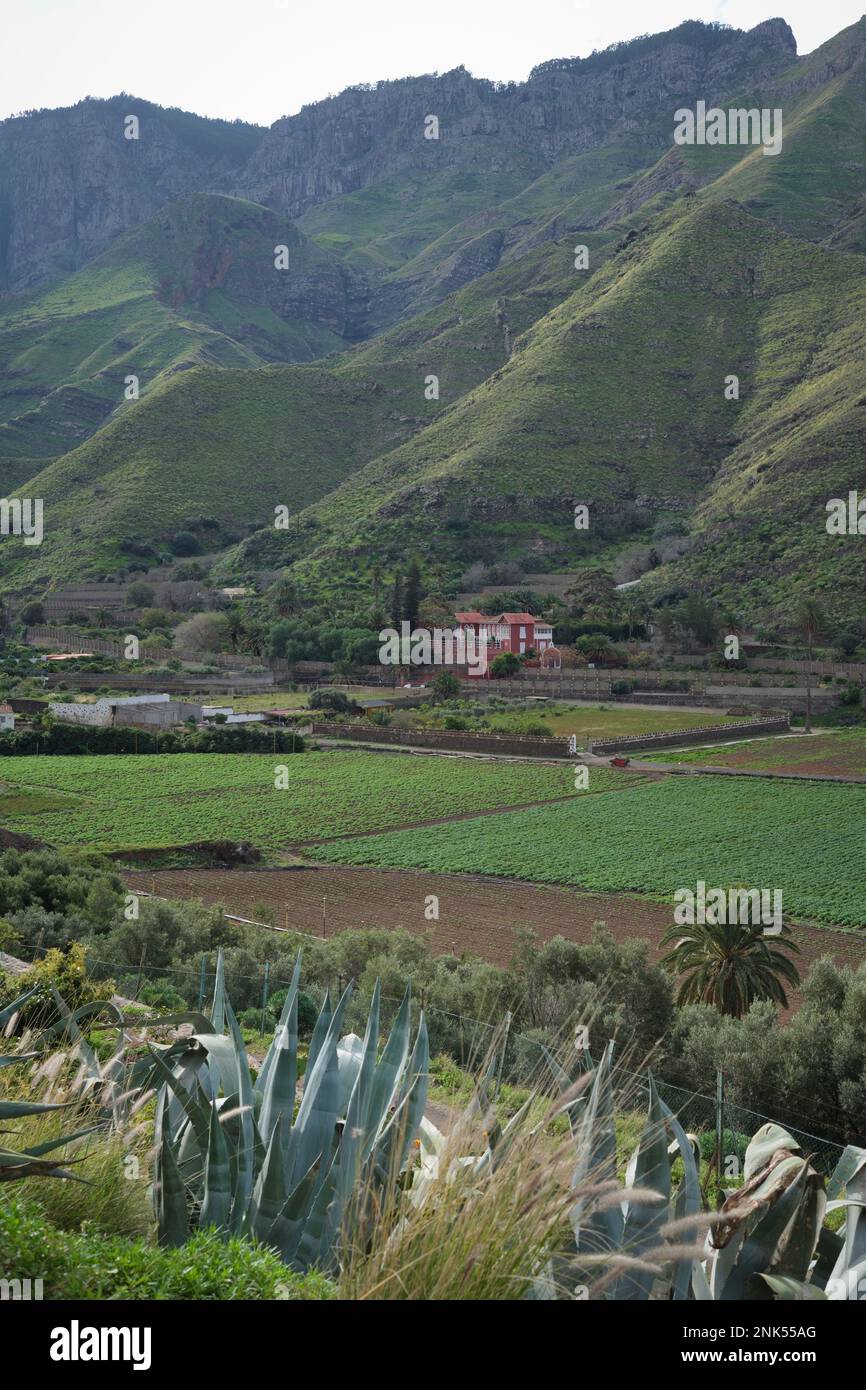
left=0, top=225, right=621, bottom=588
left=601, top=18, right=866, bottom=252
left=224, top=199, right=866, bottom=620
left=4, top=20, right=866, bottom=624
left=0, top=362, right=405, bottom=587
left=0, top=193, right=364, bottom=472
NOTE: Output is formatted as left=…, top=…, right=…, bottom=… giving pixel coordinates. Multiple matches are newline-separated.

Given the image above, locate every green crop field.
left=307, top=774, right=866, bottom=927
left=0, top=751, right=637, bottom=855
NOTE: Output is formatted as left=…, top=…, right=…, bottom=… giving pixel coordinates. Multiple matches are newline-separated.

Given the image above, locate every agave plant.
left=542, top=1042, right=866, bottom=1301
left=146, top=951, right=429, bottom=1274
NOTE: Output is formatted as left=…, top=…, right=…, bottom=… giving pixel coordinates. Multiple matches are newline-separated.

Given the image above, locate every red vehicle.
left=610, top=756, right=631, bottom=768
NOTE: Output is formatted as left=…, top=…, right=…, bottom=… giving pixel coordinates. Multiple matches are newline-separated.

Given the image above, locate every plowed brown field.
left=124, top=864, right=866, bottom=1018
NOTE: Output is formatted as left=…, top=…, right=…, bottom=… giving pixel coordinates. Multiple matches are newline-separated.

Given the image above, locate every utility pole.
left=135, top=945, right=147, bottom=999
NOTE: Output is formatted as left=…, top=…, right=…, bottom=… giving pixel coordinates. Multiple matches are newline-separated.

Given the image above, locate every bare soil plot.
left=123, top=864, right=866, bottom=1019
left=663, top=729, right=866, bottom=778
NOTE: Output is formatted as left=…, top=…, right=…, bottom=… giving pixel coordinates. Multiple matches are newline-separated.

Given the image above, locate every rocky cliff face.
left=0, top=21, right=797, bottom=293
left=236, top=21, right=797, bottom=217
left=139, top=195, right=370, bottom=343
left=0, top=97, right=263, bottom=289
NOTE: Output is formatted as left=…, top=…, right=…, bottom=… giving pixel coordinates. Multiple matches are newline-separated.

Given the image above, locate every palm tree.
left=796, top=599, right=828, bottom=734
left=622, top=595, right=649, bottom=640
left=659, top=920, right=800, bottom=1018
left=575, top=632, right=611, bottom=664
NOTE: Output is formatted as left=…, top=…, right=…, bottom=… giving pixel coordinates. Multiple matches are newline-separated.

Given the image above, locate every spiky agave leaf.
left=613, top=1074, right=671, bottom=1301
left=198, top=1100, right=232, bottom=1234
left=155, top=1127, right=188, bottom=1247
left=0, top=986, right=38, bottom=1028
left=255, top=951, right=301, bottom=1099
left=570, top=1042, right=623, bottom=1260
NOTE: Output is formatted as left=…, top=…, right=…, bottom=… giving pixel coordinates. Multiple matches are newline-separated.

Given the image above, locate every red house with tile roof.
left=454, top=611, right=554, bottom=672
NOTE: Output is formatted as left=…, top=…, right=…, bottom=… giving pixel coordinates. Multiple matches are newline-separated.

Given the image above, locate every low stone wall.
left=589, top=717, right=790, bottom=756
left=703, top=686, right=834, bottom=714
left=311, top=723, right=569, bottom=758
left=616, top=691, right=702, bottom=706
left=45, top=671, right=273, bottom=693
left=8, top=698, right=48, bottom=715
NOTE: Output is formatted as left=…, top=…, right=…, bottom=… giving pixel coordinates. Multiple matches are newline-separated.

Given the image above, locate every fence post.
left=260, top=961, right=270, bottom=1036
left=197, top=955, right=207, bottom=1012
left=135, top=945, right=147, bottom=999
left=715, top=1069, right=725, bottom=1192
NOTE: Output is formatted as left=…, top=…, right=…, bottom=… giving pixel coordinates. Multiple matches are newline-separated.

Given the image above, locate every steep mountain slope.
left=0, top=362, right=410, bottom=590
left=0, top=96, right=264, bottom=289
left=0, top=20, right=796, bottom=310
left=330, top=227, right=619, bottom=415
left=602, top=17, right=866, bottom=250
left=4, top=17, right=866, bottom=626
left=0, top=226, right=606, bottom=588
left=287, top=21, right=798, bottom=322
left=703, top=16, right=866, bottom=247
left=0, top=193, right=367, bottom=470
left=224, top=200, right=866, bottom=622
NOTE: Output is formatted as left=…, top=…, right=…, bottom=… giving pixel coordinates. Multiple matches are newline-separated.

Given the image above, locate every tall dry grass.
left=1, top=1038, right=153, bottom=1237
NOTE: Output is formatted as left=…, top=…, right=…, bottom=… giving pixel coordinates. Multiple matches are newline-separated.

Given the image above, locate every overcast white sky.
left=2, top=1, right=864, bottom=126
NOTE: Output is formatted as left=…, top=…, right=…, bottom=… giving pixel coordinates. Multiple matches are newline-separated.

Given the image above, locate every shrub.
left=0, top=1198, right=334, bottom=1300
left=19, top=600, right=45, bottom=626
left=490, top=652, right=521, bottom=678
left=171, top=530, right=201, bottom=556
left=431, top=671, right=461, bottom=701
left=125, top=581, right=155, bottom=608
left=237, top=1006, right=268, bottom=1031
left=309, top=689, right=356, bottom=715
left=268, top=986, right=318, bottom=1035
left=138, top=978, right=188, bottom=1011
left=0, top=942, right=115, bottom=1032
left=172, top=611, right=230, bottom=652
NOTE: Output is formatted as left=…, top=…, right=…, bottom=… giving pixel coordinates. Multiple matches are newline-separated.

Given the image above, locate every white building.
left=0, top=703, right=15, bottom=731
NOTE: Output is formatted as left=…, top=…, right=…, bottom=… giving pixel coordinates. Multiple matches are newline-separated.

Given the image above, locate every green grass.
left=0, top=749, right=629, bottom=854
left=484, top=704, right=741, bottom=742
left=307, top=773, right=866, bottom=926
left=0, top=788, right=79, bottom=814
left=0, top=1196, right=333, bottom=1300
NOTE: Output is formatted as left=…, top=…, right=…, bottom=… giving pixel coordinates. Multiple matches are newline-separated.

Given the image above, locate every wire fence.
left=2, top=938, right=847, bottom=1175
